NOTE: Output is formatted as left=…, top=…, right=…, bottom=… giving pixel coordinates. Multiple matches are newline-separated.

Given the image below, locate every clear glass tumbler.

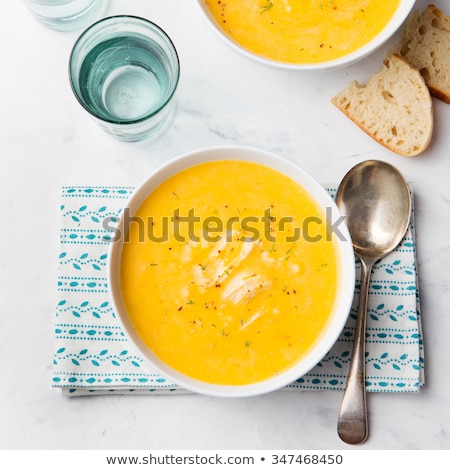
left=69, top=16, right=180, bottom=142
left=24, top=0, right=104, bottom=32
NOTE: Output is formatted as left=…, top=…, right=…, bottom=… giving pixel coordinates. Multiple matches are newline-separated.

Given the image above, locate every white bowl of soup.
left=108, top=146, right=355, bottom=397
left=195, top=0, right=416, bottom=71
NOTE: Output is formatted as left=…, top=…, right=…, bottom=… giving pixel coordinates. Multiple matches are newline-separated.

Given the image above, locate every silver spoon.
left=335, top=160, right=411, bottom=445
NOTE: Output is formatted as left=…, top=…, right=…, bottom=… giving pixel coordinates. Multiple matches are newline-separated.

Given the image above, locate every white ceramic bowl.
left=195, top=0, right=416, bottom=71
left=108, top=146, right=355, bottom=397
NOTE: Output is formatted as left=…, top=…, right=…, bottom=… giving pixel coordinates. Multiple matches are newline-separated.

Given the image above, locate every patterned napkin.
left=53, top=185, right=424, bottom=396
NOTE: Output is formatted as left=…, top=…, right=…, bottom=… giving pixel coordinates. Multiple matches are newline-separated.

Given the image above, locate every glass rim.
left=68, top=15, right=180, bottom=125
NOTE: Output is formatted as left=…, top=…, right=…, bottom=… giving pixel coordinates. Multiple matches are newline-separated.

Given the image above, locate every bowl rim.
left=194, top=0, right=416, bottom=71
left=107, top=145, right=356, bottom=397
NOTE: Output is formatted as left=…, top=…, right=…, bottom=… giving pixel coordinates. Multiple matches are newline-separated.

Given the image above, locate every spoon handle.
left=337, top=257, right=374, bottom=445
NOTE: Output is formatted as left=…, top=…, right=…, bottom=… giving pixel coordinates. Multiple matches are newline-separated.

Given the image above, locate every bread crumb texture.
left=332, top=54, right=433, bottom=157
left=394, top=4, right=450, bottom=103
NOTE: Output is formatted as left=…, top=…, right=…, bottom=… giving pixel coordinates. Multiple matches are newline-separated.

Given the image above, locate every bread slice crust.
left=332, top=54, right=433, bottom=157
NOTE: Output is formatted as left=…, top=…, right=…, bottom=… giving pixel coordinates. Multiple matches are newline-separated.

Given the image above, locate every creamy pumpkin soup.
left=120, top=160, right=340, bottom=385
left=204, top=0, right=400, bottom=63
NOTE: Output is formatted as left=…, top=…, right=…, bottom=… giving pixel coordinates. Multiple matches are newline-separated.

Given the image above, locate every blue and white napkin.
left=53, top=186, right=424, bottom=396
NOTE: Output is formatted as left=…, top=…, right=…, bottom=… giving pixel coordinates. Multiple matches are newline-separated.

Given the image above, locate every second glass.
left=24, top=0, right=104, bottom=32
left=69, top=16, right=180, bottom=142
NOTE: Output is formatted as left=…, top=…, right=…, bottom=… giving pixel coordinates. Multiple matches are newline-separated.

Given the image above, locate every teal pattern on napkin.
left=53, top=186, right=424, bottom=396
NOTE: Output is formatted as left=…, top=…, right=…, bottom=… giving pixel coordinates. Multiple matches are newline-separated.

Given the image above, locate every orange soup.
left=120, top=160, right=340, bottom=385
left=204, top=0, right=400, bottom=63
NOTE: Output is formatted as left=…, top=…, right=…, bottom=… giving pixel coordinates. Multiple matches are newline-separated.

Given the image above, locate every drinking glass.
left=69, top=16, right=180, bottom=142
left=24, top=0, right=104, bottom=32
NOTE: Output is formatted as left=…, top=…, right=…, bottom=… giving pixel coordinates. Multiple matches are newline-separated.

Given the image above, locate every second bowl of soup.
left=196, top=0, right=416, bottom=70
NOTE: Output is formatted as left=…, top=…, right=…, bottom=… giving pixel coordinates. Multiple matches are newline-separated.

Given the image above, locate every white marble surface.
left=1, top=0, right=449, bottom=450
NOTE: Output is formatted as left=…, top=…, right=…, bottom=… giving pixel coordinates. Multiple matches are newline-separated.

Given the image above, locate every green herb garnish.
left=261, top=1, right=273, bottom=14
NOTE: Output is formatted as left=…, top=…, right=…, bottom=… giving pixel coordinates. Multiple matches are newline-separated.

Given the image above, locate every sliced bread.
left=393, top=4, right=450, bottom=104
left=331, top=54, right=433, bottom=157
